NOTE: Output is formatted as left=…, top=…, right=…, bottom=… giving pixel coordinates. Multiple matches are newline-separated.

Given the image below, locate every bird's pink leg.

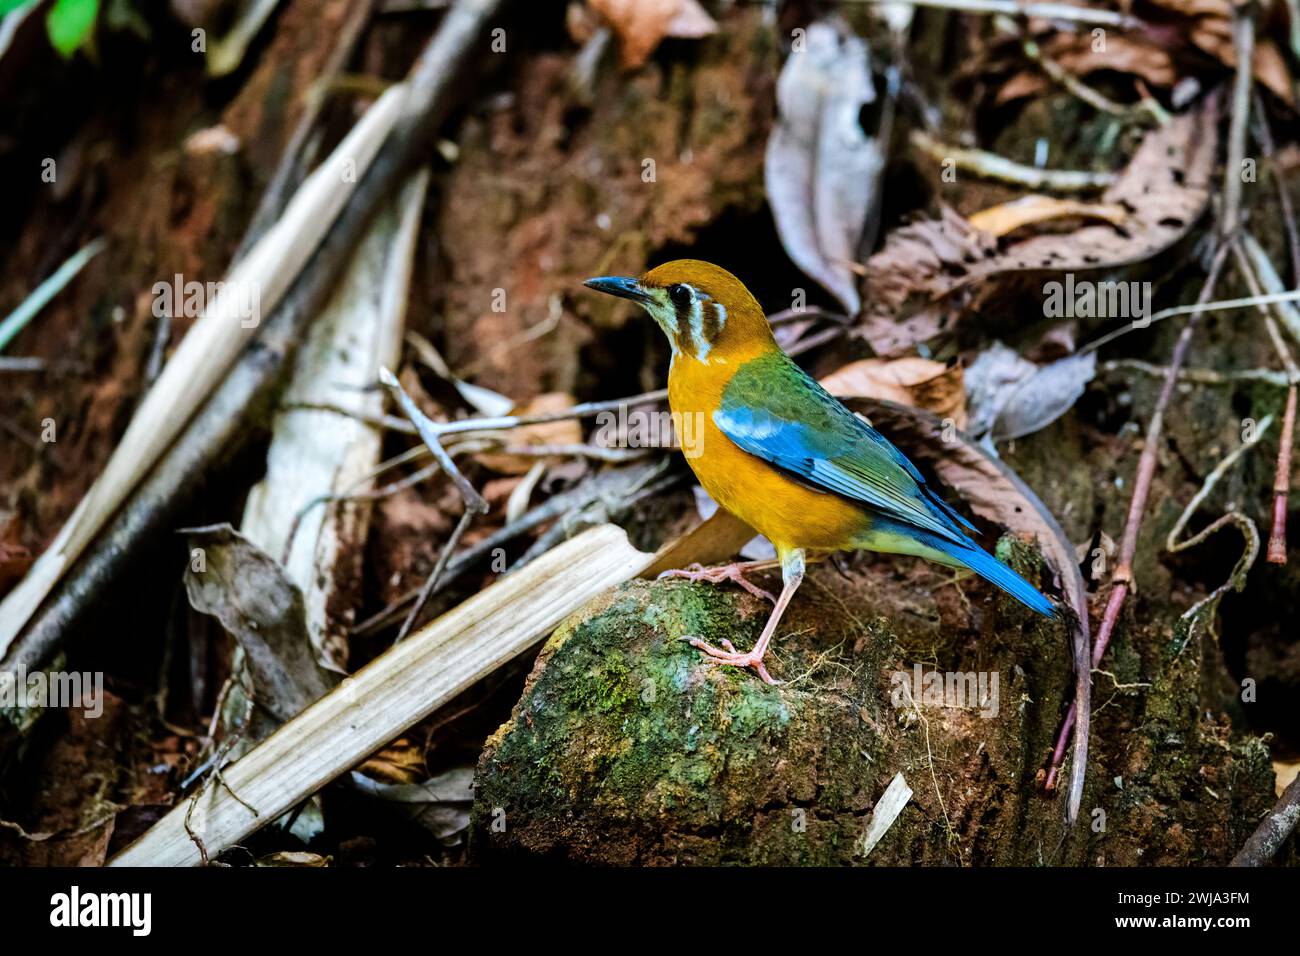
left=658, top=559, right=779, bottom=604
left=686, top=552, right=805, bottom=685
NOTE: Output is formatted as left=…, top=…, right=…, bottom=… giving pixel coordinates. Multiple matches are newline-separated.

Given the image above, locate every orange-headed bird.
left=585, top=260, right=1057, bottom=684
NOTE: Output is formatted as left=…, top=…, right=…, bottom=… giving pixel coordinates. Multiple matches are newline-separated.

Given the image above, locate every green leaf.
left=46, top=0, right=99, bottom=59
left=0, top=0, right=37, bottom=15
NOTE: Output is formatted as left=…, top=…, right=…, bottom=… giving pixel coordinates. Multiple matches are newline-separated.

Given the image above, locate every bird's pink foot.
left=683, top=636, right=781, bottom=685
left=659, top=561, right=778, bottom=604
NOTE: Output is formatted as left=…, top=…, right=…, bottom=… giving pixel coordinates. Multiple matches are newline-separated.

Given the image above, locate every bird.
left=584, top=259, right=1057, bottom=684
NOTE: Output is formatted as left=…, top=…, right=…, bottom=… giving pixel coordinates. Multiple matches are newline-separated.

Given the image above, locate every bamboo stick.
left=0, top=85, right=409, bottom=658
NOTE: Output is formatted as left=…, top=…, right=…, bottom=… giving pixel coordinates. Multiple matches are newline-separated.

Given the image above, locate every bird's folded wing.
left=714, top=356, right=971, bottom=547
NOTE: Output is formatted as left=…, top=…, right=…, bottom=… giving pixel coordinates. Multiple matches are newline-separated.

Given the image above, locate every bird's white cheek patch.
left=689, top=296, right=709, bottom=361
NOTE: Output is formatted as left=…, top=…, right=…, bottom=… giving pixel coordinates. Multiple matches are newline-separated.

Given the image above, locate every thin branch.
left=994, top=15, right=1164, bottom=125
left=398, top=506, right=477, bottom=642
left=1232, top=768, right=1300, bottom=865
left=350, top=461, right=671, bottom=636
left=1099, top=359, right=1290, bottom=388
left=0, top=237, right=107, bottom=353
left=852, top=0, right=1144, bottom=29
left=1218, top=0, right=1256, bottom=240
left=910, top=131, right=1115, bottom=193
left=378, top=366, right=489, bottom=640
left=1252, top=93, right=1300, bottom=286
left=1230, top=240, right=1299, bottom=563
left=0, top=357, right=47, bottom=373
left=1044, top=243, right=1230, bottom=793
left=1082, top=290, right=1300, bottom=353
left=1269, top=386, right=1296, bottom=563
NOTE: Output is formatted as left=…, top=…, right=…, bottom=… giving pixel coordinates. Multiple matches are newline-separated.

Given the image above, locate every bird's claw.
left=658, top=562, right=778, bottom=604
left=684, top=635, right=781, bottom=685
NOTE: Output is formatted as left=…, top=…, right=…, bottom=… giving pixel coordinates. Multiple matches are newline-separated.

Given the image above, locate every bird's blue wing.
left=714, top=352, right=975, bottom=546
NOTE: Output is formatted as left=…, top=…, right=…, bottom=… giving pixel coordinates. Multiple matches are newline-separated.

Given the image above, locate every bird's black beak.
left=583, top=275, right=651, bottom=304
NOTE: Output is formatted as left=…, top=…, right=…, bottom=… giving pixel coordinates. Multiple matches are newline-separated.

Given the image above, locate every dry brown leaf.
left=765, top=18, right=882, bottom=314
left=1186, top=28, right=1293, bottom=104
left=996, top=34, right=1180, bottom=104
left=477, top=392, right=583, bottom=475
left=358, top=738, right=426, bottom=785
left=967, top=195, right=1128, bottom=238
left=965, top=342, right=1096, bottom=442
left=857, top=97, right=1217, bottom=356
left=822, top=357, right=967, bottom=429
left=997, top=9, right=1293, bottom=105
left=1275, top=760, right=1300, bottom=798
left=0, top=513, right=33, bottom=599
left=588, top=0, right=717, bottom=70
left=183, top=524, right=335, bottom=728
left=255, top=851, right=331, bottom=866
left=1149, top=0, right=1233, bottom=16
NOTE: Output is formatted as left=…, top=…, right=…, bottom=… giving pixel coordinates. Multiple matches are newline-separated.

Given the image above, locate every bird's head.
left=584, top=259, right=774, bottom=364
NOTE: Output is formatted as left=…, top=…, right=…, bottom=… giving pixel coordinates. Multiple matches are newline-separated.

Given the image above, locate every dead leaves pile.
left=995, top=0, right=1294, bottom=107
left=823, top=358, right=967, bottom=429
left=855, top=96, right=1219, bottom=356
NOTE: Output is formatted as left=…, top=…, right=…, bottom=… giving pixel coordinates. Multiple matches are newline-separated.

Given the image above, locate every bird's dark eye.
left=667, top=283, right=693, bottom=307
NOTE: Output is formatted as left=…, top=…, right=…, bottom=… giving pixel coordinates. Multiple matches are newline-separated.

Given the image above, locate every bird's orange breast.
left=667, top=350, right=869, bottom=555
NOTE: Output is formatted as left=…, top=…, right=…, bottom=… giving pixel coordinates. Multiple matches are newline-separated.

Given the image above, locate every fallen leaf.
left=996, top=34, right=1180, bottom=104
left=1275, top=760, right=1300, bottom=798
left=358, top=739, right=426, bottom=785
left=967, top=195, right=1128, bottom=238
left=822, top=357, right=967, bottom=429
left=996, top=8, right=1293, bottom=106
left=965, top=342, right=1096, bottom=442
left=859, top=772, right=912, bottom=858
left=588, top=0, right=717, bottom=70
left=1149, top=0, right=1295, bottom=103
left=477, top=392, right=583, bottom=475
left=183, top=524, right=335, bottom=727
left=857, top=96, right=1218, bottom=355
left=255, top=851, right=330, bottom=866
left=350, top=766, right=475, bottom=843
left=0, top=513, right=33, bottom=599
left=765, top=18, right=882, bottom=314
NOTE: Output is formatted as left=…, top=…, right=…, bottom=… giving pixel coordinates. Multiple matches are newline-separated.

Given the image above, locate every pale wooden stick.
left=242, top=170, right=431, bottom=663
left=0, top=85, right=410, bottom=658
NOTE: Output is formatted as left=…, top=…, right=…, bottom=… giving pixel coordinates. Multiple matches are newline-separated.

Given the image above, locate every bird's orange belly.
left=683, top=414, right=868, bottom=555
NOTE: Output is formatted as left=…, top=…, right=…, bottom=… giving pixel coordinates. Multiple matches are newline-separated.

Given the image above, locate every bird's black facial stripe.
left=668, top=284, right=695, bottom=353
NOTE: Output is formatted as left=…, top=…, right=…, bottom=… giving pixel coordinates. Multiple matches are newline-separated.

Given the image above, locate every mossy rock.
left=472, top=538, right=1288, bottom=864
left=470, top=548, right=1122, bottom=865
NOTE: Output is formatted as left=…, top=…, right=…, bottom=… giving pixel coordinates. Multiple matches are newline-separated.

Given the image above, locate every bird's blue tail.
left=870, top=510, right=1057, bottom=617
left=946, top=537, right=1058, bottom=618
